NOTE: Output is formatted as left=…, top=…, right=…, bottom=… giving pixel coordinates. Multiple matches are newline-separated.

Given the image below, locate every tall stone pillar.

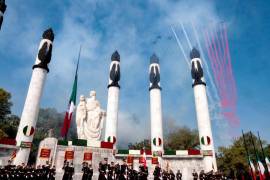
left=0, top=0, right=7, bottom=30
left=190, top=48, right=217, bottom=171
left=149, top=54, right=164, bottom=153
left=14, top=28, right=54, bottom=165
left=104, top=51, right=120, bottom=148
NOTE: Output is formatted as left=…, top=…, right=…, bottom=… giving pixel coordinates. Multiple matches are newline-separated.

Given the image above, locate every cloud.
left=0, top=0, right=234, bottom=147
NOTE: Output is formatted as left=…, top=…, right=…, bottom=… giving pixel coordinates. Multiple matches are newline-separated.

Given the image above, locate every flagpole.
left=62, top=46, right=81, bottom=140
left=242, top=130, right=255, bottom=180
left=76, top=45, right=82, bottom=75
left=257, top=131, right=269, bottom=178
left=249, top=131, right=262, bottom=177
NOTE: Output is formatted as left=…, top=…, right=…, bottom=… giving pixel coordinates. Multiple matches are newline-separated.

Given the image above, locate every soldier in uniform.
left=68, top=162, right=75, bottom=180
left=108, top=162, right=115, bottom=180
left=176, top=170, right=182, bottom=180
left=48, top=165, right=56, bottom=180
left=62, top=161, right=70, bottom=180
left=82, top=162, right=90, bottom=180
left=199, top=170, right=205, bottom=180
left=36, top=165, right=43, bottom=179
left=138, top=165, right=148, bottom=180
left=0, top=166, right=7, bottom=180
left=192, top=169, right=198, bottom=180
left=169, top=169, right=175, bottom=180
left=88, top=164, right=93, bottom=180
left=153, top=164, right=162, bottom=180
left=119, top=160, right=128, bottom=180
left=127, top=165, right=133, bottom=180
left=115, top=163, right=121, bottom=180
left=162, top=170, right=169, bottom=180
left=98, top=158, right=109, bottom=180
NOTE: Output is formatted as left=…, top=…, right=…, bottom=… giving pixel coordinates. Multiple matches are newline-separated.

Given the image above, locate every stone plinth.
left=36, top=137, right=58, bottom=167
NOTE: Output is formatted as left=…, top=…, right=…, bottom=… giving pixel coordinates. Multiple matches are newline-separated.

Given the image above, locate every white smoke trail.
left=170, top=26, right=190, bottom=67
left=171, top=24, right=216, bottom=115
left=180, top=22, right=192, bottom=50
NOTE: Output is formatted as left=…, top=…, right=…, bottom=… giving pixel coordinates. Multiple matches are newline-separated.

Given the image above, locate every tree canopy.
left=217, top=132, right=270, bottom=175
left=0, top=88, right=12, bottom=121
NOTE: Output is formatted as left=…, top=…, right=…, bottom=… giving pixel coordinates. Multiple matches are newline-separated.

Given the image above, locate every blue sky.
left=0, top=0, right=269, bottom=148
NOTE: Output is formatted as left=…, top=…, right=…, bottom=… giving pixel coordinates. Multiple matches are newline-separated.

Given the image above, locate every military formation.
left=0, top=160, right=55, bottom=180
left=61, top=157, right=229, bottom=180
left=96, top=158, right=149, bottom=180
left=2, top=158, right=258, bottom=180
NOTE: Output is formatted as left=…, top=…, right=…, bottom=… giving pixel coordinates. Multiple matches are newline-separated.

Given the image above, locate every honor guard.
left=98, top=158, right=109, bottom=180
left=138, top=165, right=148, bottom=180
left=82, top=162, right=89, bottom=180
left=119, top=159, right=128, bottom=180
left=153, top=164, right=162, bottom=180
left=108, top=162, right=115, bottom=180
left=192, top=169, right=198, bottom=180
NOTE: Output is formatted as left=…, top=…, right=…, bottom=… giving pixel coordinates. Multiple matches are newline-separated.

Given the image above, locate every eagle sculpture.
left=149, top=54, right=161, bottom=90
left=190, top=48, right=206, bottom=87
left=33, top=28, right=54, bottom=72
left=0, top=0, right=7, bottom=30
left=108, top=51, right=120, bottom=88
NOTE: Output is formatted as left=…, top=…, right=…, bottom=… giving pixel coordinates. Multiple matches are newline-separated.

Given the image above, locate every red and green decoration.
left=200, top=136, right=211, bottom=145
left=107, top=136, right=116, bottom=144
left=153, top=137, right=162, bottom=146
left=23, top=125, right=35, bottom=136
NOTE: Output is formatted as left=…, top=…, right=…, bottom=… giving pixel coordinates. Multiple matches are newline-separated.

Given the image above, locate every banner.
left=40, top=148, right=51, bottom=158
left=65, top=151, right=74, bottom=160
left=152, top=157, right=159, bottom=164
left=127, top=155, right=134, bottom=164
left=83, top=152, right=92, bottom=161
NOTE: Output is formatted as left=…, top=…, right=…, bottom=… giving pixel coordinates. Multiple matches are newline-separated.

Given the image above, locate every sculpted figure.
left=76, top=91, right=106, bottom=140
left=76, top=95, right=87, bottom=139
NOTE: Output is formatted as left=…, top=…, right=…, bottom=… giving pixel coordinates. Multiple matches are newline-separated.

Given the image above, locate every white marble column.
left=105, top=51, right=120, bottom=148
left=14, top=28, right=54, bottom=165
left=190, top=48, right=217, bottom=172
left=149, top=54, right=164, bottom=153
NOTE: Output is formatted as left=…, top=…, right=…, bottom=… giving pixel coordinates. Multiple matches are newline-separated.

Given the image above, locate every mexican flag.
left=142, top=148, right=147, bottom=167
left=249, top=157, right=256, bottom=180
left=266, top=157, right=270, bottom=174
left=258, top=160, right=266, bottom=180
left=61, top=60, right=79, bottom=137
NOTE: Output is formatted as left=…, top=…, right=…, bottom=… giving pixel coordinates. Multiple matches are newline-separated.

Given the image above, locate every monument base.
left=36, top=137, right=206, bottom=180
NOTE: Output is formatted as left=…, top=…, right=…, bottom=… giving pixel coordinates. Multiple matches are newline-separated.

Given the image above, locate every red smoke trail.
left=210, top=29, right=228, bottom=103
left=223, top=24, right=237, bottom=101
left=203, top=23, right=239, bottom=126
left=220, top=24, right=237, bottom=106
left=205, top=31, right=224, bottom=101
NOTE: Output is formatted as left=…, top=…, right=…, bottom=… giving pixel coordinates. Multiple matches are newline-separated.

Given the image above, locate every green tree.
left=127, top=126, right=199, bottom=150
left=0, top=88, right=19, bottom=139
left=128, top=139, right=151, bottom=149
left=0, top=115, right=20, bottom=138
left=0, top=88, right=12, bottom=121
left=217, top=132, right=269, bottom=175
left=164, top=126, right=199, bottom=150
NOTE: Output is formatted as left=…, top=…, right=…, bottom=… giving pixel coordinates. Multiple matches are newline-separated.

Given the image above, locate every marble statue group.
left=76, top=90, right=106, bottom=141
